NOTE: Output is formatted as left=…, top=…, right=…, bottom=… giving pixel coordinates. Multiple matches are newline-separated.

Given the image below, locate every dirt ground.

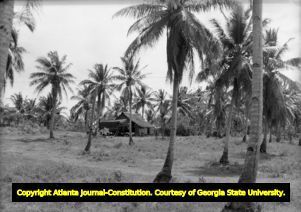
left=0, top=127, right=300, bottom=212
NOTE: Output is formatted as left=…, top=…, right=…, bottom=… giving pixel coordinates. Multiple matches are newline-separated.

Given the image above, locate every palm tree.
left=177, top=86, right=193, bottom=117
left=133, top=85, right=154, bottom=119
left=5, top=3, right=37, bottom=88
left=145, top=108, right=156, bottom=124
left=260, top=28, right=301, bottom=152
left=80, top=64, right=115, bottom=152
left=37, top=94, right=66, bottom=128
left=115, top=0, right=234, bottom=183
left=80, top=64, right=115, bottom=121
left=23, top=97, right=38, bottom=120
left=10, top=92, right=24, bottom=113
left=70, top=85, right=91, bottom=131
left=154, top=89, right=169, bottom=138
left=111, top=96, right=129, bottom=118
left=83, top=86, right=97, bottom=152
left=0, top=0, right=39, bottom=105
left=5, top=29, right=26, bottom=88
left=159, top=100, right=170, bottom=139
left=222, top=0, right=263, bottom=210
left=114, top=56, right=147, bottom=145
left=154, top=89, right=168, bottom=110
left=30, top=51, right=75, bottom=139
left=210, top=4, right=253, bottom=164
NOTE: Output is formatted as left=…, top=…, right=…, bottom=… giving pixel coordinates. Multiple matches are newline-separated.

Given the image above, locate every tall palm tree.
left=30, top=51, right=75, bottom=139
left=81, top=64, right=115, bottom=121
left=10, top=92, right=24, bottom=113
left=115, top=0, right=234, bottom=183
left=210, top=4, right=253, bottom=164
left=5, top=4, right=37, bottom=88
left=260, top=28, right=301, bottom=152
left=133, top=85, right=154, bottom=119
left=70, top=85, right=91, bottom=131
left=80, top=64, right=115, bottom=152
left=0, top=0, right=39, bottom=105
left=223, top=0, right=263, bottom=210
left=114, top=56, right=147, bottom=145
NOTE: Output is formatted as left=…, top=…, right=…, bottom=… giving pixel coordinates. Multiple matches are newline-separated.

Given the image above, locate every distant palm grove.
left=0, top=0, right=301, bottom=211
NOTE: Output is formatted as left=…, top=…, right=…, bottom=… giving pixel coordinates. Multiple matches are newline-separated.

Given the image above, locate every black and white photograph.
left=0, top=0, right=300, bottom=211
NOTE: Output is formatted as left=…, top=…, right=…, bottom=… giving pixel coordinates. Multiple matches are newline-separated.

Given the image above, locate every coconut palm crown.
left=30, top=51, right=75, bottom=138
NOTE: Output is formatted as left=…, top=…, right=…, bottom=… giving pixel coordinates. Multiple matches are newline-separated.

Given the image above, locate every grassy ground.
left=0, top=127, right=300, bottom=212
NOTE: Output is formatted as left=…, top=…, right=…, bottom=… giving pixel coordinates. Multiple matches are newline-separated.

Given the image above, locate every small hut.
left=99, top=112, right=154, bottom=136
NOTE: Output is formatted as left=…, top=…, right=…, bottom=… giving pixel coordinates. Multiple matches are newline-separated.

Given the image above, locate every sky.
left=4, top=0, right=301, bottom=112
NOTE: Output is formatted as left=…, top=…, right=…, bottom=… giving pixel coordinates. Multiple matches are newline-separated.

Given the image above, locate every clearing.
left=0, top=128, right=300, bottom=212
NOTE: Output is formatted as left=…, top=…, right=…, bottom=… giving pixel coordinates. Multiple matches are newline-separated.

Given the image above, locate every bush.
left=176, top=123, right=195, bottom=136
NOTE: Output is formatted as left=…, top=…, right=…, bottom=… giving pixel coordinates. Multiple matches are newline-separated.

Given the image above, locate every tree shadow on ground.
left=18, top=137, right=52, bottom=143
left=233, top=152, right=283, bottom=161
left=185, top=161, right=244, bottom=177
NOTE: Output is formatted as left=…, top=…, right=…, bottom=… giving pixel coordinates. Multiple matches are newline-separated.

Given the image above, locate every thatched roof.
left=119, top=112, right=153, bottom=128
left=99, top=119, right=128, bottom=128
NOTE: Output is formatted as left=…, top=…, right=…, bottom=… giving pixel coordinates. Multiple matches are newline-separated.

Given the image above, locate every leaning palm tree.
left=114, top=56, right=147, bottom=145
left=70, top=85, right=91, bottom=131
left=133, top=85, right=154, bottom=119
left=0, top=0, right=39, bottom=105
left=30, top=51, right=75, bottom=139
left=80, top=64, right=115, bottom=152
left=222, top=0, right=263, bottom=211
left=115, top=0, right=234, bottom=183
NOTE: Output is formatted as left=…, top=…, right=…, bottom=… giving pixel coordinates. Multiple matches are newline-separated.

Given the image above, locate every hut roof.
left=119, top=112, right=153, bottom=128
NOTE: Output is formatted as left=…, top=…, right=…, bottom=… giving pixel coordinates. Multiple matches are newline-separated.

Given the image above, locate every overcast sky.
left=5, top=1, right=301, bottom=111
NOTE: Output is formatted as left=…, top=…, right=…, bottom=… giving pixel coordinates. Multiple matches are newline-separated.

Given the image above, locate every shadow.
left=232, top=152, right=281, bottom=161
left=259, top=152, right=283, bottom=160
left=185, top=162, right=244, bottom=177
left=18, top=137, right=51, bottom=143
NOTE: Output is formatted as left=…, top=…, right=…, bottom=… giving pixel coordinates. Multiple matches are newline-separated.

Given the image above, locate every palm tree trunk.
left=84, top=110, right=88, bottom=131
left=242, top=101, right=249, bottom=142
left=49, top=88, right=58, bottom=139
left=269, top=125, right=272, bottom=143
left=142, top=105, right=145, bottom=120
left=129, top=87, right=134, bottom=145
left=154, top=76, right=179, bottom=183
left=276, top=123, right=281, bottom=142
left=161, top=117, right=165, bottom=139
left=222, top=0, right=263, bottom=211
left=85, top=92, right=96, bottom=152
left=0, top=0, right=14, bottom=106
left=220, top=97, right=235, bottom=165
left=260, top=119, right=268, bottom=153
